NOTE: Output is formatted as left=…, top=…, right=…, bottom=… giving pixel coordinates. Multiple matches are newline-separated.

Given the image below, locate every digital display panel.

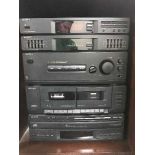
left=54, top=38, right=93, bottom=51
left=55, top=21, right=93, bottom=34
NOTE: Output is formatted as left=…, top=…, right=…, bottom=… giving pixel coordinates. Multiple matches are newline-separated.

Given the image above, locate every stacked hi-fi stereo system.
left=20, top=18, right=130, bottom=141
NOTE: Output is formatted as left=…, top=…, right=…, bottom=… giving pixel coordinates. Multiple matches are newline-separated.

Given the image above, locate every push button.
left=117, top=66, right=123, bottom=71
left=118, top=59, right=123, bottom=64
left=27, top=59, right=34, bottom=64
left=89, top=66, right=97, bottom=73
left=24, top=25, right=30, bottom=29
left=117, top=74, right=123, bottom=78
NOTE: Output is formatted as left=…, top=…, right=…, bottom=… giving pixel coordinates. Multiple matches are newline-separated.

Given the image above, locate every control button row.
left=44, top=109, right=109, bottom=114
left=102, top=29, right=128, bottom=33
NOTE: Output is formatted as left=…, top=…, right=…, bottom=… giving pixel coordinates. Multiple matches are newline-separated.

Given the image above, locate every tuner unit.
left=20, top=18, right=130, bottom=34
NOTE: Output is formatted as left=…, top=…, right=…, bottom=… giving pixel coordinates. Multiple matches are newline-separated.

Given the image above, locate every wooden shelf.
left=20, top=129, right=132, bottom=155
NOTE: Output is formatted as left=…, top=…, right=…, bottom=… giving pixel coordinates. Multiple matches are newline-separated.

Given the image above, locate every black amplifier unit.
left=29, top=113, right=124, bottom=141
left=23, top=52, right=128, bottom=84
left=26, top=85, right=126, bottom=114
left=21, top=35, right=129, bottom=51
left=20, top=18, right=130, bottom=34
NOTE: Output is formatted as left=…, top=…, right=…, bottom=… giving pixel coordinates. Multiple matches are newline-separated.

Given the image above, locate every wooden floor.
left=19, top=129, right=132, bottom=155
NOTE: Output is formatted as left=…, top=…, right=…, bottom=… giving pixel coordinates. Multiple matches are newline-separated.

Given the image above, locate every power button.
left=27, top=59, right=34, bottom=64
left=89, top=66, right=97, bottom=73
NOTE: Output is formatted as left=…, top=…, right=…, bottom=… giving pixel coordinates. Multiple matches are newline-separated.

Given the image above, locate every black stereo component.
left=29, top=113, right=124, bottom=141
left=29, top=128, right=124, bottom=141
left=21, top=35, right=129, bottom=51
left=23, top=52, right=128, bottom=84
left=20, top=18, right=130, bottom=34
left=20, top=17, right=130, bottom=141
left=29, top=113, right=124, bottom=122
left=26, top=85, right=126, bottom=114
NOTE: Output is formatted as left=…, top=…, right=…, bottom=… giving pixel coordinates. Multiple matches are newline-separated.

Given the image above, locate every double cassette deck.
left=26, top=85, right=126, bottom=113
left=20, top=17, right=130, bottom=141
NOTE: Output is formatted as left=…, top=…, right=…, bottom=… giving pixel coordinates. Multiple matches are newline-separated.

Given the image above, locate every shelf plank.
left=20, top=129, right=131, bottom=155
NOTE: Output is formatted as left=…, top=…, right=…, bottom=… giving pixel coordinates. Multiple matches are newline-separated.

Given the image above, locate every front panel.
left=29, top=121, right=123, bottom=129
left=29, top=128, right=124, bottom=141
left=25, top=85, right=126, bottom=114
left=21, top=35, right=129, bottom=51
left=20, top=18, right=130, bottom=34
left=23, top=52, right=128, bottom=84
left=29, top=114, right=124, bottom=122
left=29, top=113, right=124, bottom=141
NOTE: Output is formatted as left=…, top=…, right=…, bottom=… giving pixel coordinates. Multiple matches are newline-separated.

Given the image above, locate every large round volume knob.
left=100, top=60, right=114, bottom=75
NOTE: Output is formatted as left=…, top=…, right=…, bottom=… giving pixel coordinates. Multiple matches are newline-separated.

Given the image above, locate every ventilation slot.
left=101, top=21, right=128, bottom=28
left=106, top=39, right=123, bottom=49
left=27, top=40, right=44, bottom=49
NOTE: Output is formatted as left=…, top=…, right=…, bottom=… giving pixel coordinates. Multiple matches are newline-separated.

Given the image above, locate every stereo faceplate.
left=20, top=18, right=130, bottom=34
left=21, top=35, right=129, bottom=51
left=26, top=85, right=126, bottom=114
left=23, top=52, right=128, bottom=84
left=29, top=113, right=124, bottom=141
left=29, top=128, right=124, bottom=141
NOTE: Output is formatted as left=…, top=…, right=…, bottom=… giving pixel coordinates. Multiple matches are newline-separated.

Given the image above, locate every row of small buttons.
left=102, top=29, right=128, bottom=33
left=117, top=58, right=125, bottom=78
left=44, top=109, right=109, bottom=114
